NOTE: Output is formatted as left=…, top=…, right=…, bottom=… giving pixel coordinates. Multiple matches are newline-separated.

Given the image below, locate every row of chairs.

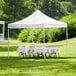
left=16, top=46, right=60, bottom=58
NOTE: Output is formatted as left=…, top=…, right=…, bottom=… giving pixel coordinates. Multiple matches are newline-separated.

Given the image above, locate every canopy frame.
left=8, top=10, right=68, bottom=58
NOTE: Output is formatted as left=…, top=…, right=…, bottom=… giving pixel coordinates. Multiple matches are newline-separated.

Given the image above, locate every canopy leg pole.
left=32, top=28, right=34, bottom=44
left=43, top=28, right=46, bottom=59
left=8, top=28, right=10, bottom=58
left=32, top=28, right=35, bottom=57
left=66, top=27, right=68, bottom=57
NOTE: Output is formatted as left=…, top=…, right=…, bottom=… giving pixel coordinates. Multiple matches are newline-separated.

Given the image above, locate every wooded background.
left=0, top=0, right=76, bottom=42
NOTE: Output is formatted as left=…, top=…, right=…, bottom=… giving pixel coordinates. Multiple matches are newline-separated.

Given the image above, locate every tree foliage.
left=36, top=0, right=68, bottom=19
left=0, top=0, right=75, bottom=40
left=1, top=0, right=75, bottom=21
left=0, top=0, right=7, bottom=20
left=3, top=0, right=37, bottom=21
left=60, top=13, right=76, bottom=38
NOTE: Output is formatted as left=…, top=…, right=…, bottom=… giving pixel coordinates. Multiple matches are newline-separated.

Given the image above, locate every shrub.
left=60, top=13, right=76, bottom=38
left=18, top=29, right=32, bottom=42
left=18, top=28, right=61, bottom=43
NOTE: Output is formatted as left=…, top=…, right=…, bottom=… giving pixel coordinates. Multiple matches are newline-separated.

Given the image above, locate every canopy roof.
left=0, top=21, right=5, bottom=24
left=8, top=10, right=67, bottom=29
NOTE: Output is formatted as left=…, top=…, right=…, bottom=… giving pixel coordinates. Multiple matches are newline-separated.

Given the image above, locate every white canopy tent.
left=0, top=21, right=5, bottom=42
left=8, top=10, right=68, bottom=57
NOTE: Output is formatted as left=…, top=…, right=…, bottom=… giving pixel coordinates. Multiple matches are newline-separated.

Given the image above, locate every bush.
left=60, top=13, right=76, bottom=38
left=18, top=28, right=61, bottom=43
left=18, top=29, right=44, bottom=43
left=18, top=29, right=32, bottom=42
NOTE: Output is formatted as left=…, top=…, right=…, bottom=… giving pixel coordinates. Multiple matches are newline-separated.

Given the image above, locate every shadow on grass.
left=0, top=56, right=76, bottom=75
left=21, top=56, right=76, bottom=59
left=1, top=56, right=76, bottom=59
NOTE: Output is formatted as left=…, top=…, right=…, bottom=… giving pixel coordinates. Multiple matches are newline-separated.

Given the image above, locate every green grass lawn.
left=0, top=37, right=76, bottom=76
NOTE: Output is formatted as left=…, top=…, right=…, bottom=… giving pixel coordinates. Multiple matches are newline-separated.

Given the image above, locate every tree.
left=60, top=13, right=76, bottom=38
left=37, top=0, right=68, bottom=19
left=0, top=0, right=7, bottom=20
left=61, top=1, right=75, bottom=13
left=4, top=0, right=37, bottom=21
